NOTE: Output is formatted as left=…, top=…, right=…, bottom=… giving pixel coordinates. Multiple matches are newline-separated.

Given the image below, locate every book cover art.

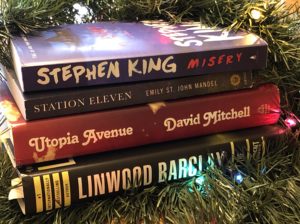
left=11, top=21, right=267, bottom=91
left=0, top=80, right=280, bottom=166
left=6, top=124, right=289, bottom=214
left=3, top=65, right=253, bottom=120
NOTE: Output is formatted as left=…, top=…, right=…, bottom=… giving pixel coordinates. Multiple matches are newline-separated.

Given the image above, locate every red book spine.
left=0, top=83, right=280, bottom=166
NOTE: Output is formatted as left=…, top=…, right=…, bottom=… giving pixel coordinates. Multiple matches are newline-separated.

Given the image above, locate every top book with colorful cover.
left=10, top=21, right=268, bottom=92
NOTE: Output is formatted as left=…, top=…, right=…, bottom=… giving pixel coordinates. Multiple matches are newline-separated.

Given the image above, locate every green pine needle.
left=0, top=0, right=299, bottom=223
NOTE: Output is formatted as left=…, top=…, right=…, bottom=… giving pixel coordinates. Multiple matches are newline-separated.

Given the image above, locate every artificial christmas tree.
left=0, top=0, right=299, bottom=223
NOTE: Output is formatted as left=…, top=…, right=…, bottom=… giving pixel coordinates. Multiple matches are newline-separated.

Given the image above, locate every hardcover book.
left=0, top=80, right=280, bottom=166
left=2, top=65, right=253, bottom=120
left=6, top=124, right=289, bottom=214
left=10, top=21, right=267, bottom=92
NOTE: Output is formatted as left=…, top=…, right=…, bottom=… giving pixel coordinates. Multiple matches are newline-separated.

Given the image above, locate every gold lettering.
left=62, top=65, right=72, bottom=82
left=37, top=67, right=50, bottom=85
left=73, top=66, right=85, bottom=83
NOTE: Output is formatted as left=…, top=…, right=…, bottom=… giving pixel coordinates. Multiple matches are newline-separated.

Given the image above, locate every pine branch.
left=0, top=0, right=80, bottom=68
left=0, top=1, right=299, bottom=222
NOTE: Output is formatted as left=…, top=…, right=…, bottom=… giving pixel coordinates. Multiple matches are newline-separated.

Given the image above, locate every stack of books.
left=0, top=21, right=284, bottom=215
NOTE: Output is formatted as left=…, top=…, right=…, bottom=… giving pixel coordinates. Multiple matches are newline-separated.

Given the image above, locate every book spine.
left=21, top=46, right=266, bottom=92
left=12, top=84, right=280, bottom=166
left=24, top=72, right=252, bottom=120
left=20, top=126, right=286, bottom=214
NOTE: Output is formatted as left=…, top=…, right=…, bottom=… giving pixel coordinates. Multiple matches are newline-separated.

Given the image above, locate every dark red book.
left=0, top=81, right=280, bottom=166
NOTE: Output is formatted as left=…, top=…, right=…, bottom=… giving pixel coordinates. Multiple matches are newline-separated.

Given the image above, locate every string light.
left=285, top=117, right=297, bottom=128
left=188, top=174, right=206, bottom=193
left=250, top=9, right=263, bottom=21
left=73, top=3, right=89, bottom=23
left=195, top=175, right=205, bottom=186
left=283, top=111, right=300, bottom=130
left=234, top=172, right=244, bottom=184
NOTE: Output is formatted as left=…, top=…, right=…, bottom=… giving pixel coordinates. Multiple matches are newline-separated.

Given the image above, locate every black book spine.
left=21, top=46, right=265, bottom=92
left=24, top=71, right=252, bottom=120
left=18, top=125, right=286, bottom=214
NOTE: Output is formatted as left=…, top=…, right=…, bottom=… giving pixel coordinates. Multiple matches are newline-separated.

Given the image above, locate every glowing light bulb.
left=195, top=175, right=205, bottom=186
left=73, top=3, right=89, bottom=23
left=188, top=175, right=206, bottom=193
left=234, top=172, right=243, bottom=184
left=285, top=117, right=297, bottom=128
left=250, top=9, right=262, bottom=20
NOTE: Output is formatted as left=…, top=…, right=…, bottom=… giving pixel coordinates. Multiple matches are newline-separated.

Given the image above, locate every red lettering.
left=201, top=58, right=206, bottom=68
left=187, top=58, right=199, bottom=69
left=226, top=55, right=233, bottom=64
left=236, top=52, right=242, bottom=62
left=217, top=55, right=226, bottom=64
left=207, top=56, right=216, bottom=67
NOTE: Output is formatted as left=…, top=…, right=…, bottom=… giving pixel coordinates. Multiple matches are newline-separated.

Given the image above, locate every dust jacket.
left=10, top=21, right=267, bottom=92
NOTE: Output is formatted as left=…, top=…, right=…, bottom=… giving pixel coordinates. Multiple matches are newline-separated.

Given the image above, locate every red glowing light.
left=285, top=118, right=297, bottom=127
